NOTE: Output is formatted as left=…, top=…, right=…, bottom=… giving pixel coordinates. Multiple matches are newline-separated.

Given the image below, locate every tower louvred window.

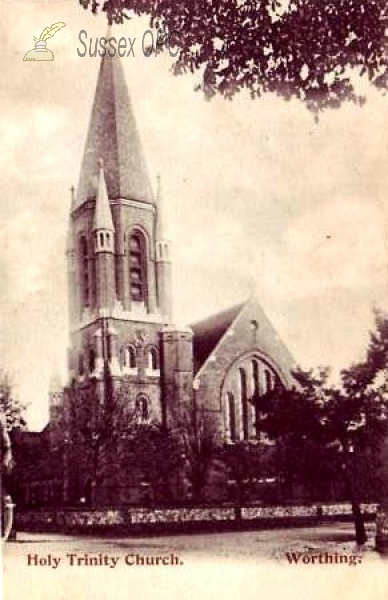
left=130, top=236, right=141, bottom=252
left=129, top=231, right=147, bottom=302
left=130, top=254, right=141, bottom=267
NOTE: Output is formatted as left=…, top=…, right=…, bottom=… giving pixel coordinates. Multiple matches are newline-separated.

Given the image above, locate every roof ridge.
left=190, top=301, right=245, bottom=330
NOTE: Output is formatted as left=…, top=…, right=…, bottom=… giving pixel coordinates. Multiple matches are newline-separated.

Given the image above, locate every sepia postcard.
left=1, top=1, right=388, bottom=599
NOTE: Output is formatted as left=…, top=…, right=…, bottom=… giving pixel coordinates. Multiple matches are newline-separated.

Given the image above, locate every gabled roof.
left=74, top=49, right=154, bottom=210
left=191, top=303, right=244, bottom=373
left=191, top=297, right=297, bottom=387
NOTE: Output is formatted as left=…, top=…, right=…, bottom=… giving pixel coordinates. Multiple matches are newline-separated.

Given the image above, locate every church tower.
left=66, top=48, right=173, bottom=423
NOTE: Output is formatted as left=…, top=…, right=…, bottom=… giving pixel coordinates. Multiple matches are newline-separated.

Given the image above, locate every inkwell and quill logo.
left=23, top=22, right=66, bottom=61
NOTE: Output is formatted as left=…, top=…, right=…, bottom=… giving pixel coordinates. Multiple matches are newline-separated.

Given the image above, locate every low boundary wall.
left=15, top=502, right=378, bottom=535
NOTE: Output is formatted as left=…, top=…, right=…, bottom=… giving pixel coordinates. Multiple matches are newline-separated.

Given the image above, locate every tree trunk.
left=343, top=444, right=367, bottom=545
left=351, top=500, right=367, bottom=545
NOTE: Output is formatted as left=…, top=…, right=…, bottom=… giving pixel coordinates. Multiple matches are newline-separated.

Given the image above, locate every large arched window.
left=222, top=354, right=284, bottom=445
left=80, top=236, right=89, bottom=307
left=129, top=231, right=147, bottom=302
left=226, top=392, right=237, bottom=442
left=239, top=367, right=249, bottom=441
left=136, top=395, right=149, bottom=422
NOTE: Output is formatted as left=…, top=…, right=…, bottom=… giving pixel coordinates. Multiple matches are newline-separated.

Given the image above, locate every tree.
left=261, top=363, right=388, bottom=545
left=0, top=370, right=27, bottom=431
left=259, top=370, right=341, bottom=500
left=218, top=441, right=267, bottom=510
left=79, top=0, right=388, bottom=111
left=0, top=370, right=26, bottom=538
left=65, top=375, right=187, bottom=505
left=346, top=311, right=388, bottom=531
left=115, top=422, right=185, bottom=504
left=170, top=403, right=219, bottom=503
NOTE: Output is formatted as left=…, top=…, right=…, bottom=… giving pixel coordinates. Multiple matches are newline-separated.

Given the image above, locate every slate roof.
left=191, top=303, right=244, bottom=373
left=74, top=51, right=154, bottom=210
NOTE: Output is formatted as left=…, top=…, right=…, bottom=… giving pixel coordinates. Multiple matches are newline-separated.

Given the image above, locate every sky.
left=1, top=1, right=388, bottom=430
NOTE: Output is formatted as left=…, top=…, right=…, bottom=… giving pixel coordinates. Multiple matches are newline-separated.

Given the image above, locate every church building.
left=13, top=48, right=297, bottom=507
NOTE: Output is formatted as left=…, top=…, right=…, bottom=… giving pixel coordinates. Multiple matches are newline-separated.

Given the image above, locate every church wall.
left=70, top=205, right=99, bottom=318
left=194, top=302, right=297, bottom=445
left=68, top=319, right=165, bottom=426
left=161, top=328, right=194, bottom=430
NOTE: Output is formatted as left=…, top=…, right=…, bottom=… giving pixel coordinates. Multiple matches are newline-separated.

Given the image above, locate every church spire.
left=74, top=46, right=154, bottom=210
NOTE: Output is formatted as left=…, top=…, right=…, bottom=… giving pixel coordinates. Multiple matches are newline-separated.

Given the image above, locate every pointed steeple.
left=93, top=160, right=114, bottom=232
left=74, top=44, right=154, bottom=210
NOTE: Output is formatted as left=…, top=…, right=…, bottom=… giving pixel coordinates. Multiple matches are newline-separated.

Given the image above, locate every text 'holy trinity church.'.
left=13, top=48, right=297, bottom=506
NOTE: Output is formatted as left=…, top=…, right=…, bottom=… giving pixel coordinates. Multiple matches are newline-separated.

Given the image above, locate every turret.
left=155, top=175, right=172, bottom=318
left=160, top=325, right=193, bottom=428
left=93, top=160, right=116, bottom=311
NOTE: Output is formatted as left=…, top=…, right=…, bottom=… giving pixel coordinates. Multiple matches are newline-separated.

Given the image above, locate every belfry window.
left=129, top=232, right=147, bottom=302
left=80, top=236, right=89, bottom=307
